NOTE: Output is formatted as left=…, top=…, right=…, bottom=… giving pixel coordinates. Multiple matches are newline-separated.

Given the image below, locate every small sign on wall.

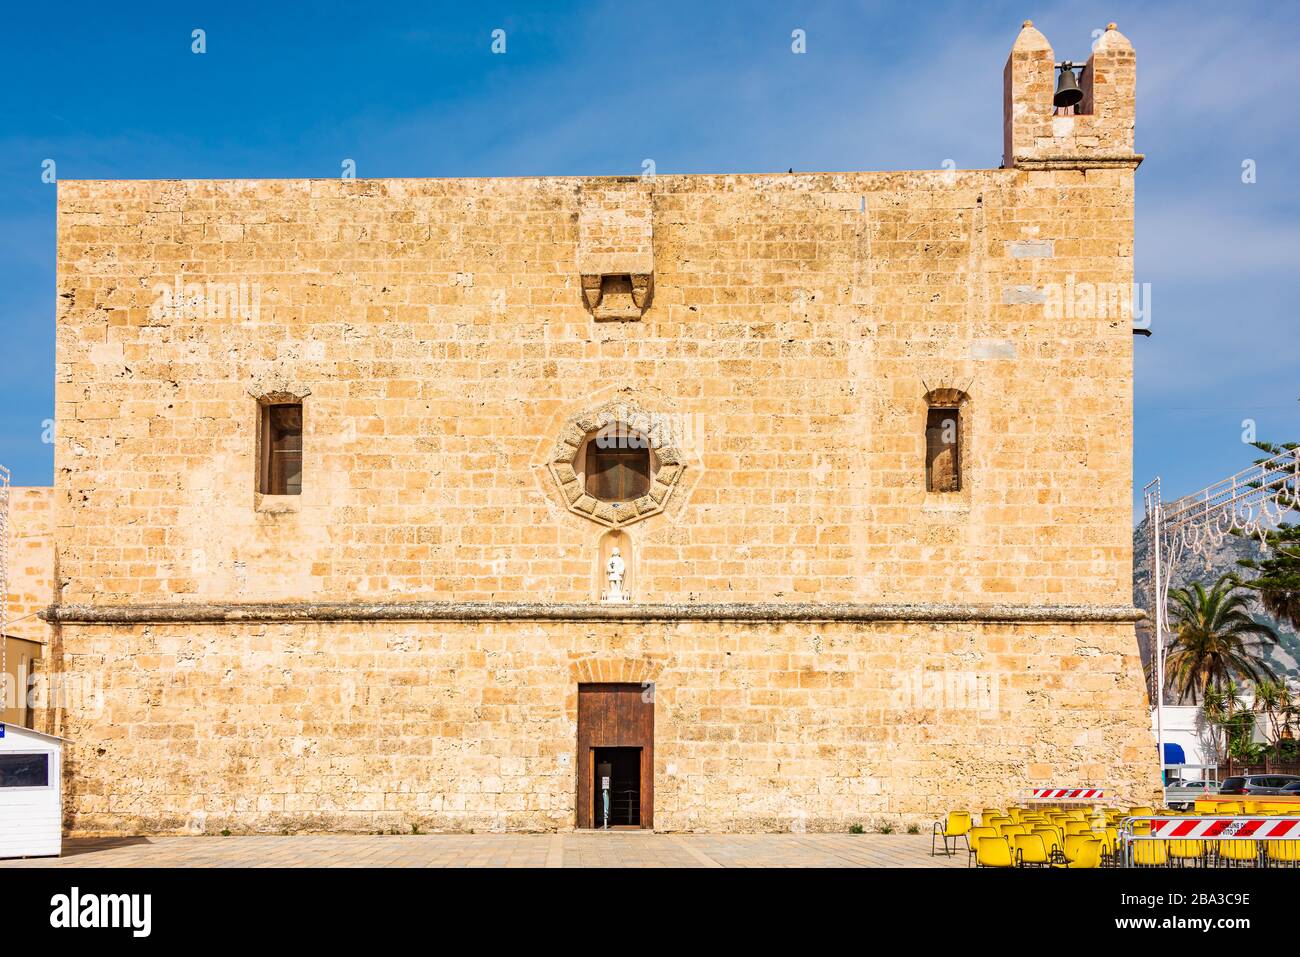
left=0, top=724, right=5, bottom=738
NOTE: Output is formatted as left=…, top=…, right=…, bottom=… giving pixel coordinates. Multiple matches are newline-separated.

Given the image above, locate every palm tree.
left=1252, top=679, right=1291, bottom=752
left=1233, top=523, right=1300, bottom=631
left=1165, top=578, right=1279, bottom=704
left=1202, top=684, right=1247, bottom=764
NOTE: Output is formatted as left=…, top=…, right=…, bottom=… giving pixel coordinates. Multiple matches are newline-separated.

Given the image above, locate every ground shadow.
left=57, top=836, right=154, bottom=858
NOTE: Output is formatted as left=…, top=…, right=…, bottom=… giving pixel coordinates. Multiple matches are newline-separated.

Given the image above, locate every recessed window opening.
left=926, top=407, right=961, bottom=493
left=585, top=423, right=653, bottom=503
left=260, top=401, right=303, bottom=495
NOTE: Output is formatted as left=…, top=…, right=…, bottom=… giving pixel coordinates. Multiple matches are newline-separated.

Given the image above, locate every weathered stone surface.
left=52, top=164, right=1138, bottom=605
left=53, top=617, right=1156, bottom=835
left=5, top=487, right=54, bottom=642
left=45, top=600, right=1146, bottom=624
left=33, top=23, right=1155, bottom=833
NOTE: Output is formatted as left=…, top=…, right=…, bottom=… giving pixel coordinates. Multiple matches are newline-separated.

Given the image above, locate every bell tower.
left=1002, top=21, right=1139, bottom=169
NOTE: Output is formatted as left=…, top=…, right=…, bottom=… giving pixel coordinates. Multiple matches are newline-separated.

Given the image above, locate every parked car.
left=1282, top=780, right=1300, bottom=793
left=1219, top=774, right=1300, bottom=795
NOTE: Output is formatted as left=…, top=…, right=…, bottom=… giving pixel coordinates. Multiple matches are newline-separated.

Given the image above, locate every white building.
left=0, top=724, right=64, bottom=859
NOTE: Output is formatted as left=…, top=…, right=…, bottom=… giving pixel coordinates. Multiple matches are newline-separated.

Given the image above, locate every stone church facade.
left=35, top=23, right=1157, bottom=833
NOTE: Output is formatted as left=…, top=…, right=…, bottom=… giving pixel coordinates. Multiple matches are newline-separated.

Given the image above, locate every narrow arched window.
left=924, top=389, right=967, bottom=494
left=926, top=408, right=960, bottom=492
left=584, top=423, right=652, bottom=502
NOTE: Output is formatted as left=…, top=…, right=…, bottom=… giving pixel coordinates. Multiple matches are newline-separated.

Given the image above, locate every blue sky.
left=1, top=0, right=1296, bottom=522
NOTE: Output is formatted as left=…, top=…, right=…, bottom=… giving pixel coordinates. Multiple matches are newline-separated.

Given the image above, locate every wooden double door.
left=576, top=683, right=654, bottom=829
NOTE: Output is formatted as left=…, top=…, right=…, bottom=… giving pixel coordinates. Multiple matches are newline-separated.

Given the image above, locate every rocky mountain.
left=1132, top=517, right=1300, bottom=702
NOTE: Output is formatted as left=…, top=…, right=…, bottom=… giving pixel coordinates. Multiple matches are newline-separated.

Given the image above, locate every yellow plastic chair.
left=980, top=808, right=1004, bottom=826
left=1065, top=808, right=1088, bottom=822
left=1168, top=839, right=1206, bottom=866
left=1090, top=827, right=1116, bottom=856
left=1266, top=840, right=1300, bottom=867
left=1032, top=824, right=1063, bottom=850
left=998, top=823, right=1028, bottom=842
left=1093, top=828, right=1123, bottom=866
left=965, top=826, right=998, bottom=865
left=975, top=835, right=1015, bottom=868
left=1217, top=840, right=1259, bottom=867
left=1061, top=832, right=1100, bottom=864
left=1063, top=820, right=1091, bottom=837
left=1129, top=805, right=1155, bottom=817
left=1063, top=838, right=1103, bottom=869
left=1131, top=840, right=1168, bottom=867
left=1014, top=833, right=1051, bottom=867
left=932, top=810, right=973, bottom=856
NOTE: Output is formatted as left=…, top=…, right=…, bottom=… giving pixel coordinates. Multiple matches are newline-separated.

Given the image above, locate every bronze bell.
left=1054, top=63, right=1083, bottom=108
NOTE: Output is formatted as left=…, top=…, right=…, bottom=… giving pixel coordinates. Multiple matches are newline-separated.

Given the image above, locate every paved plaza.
left=0, top=832, right=968, bottom=868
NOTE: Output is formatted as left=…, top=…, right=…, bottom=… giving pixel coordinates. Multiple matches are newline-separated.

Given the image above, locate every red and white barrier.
left=1030, top=788, right=1105, bottom=800
left=1146, top=816, right=1300, bottom=840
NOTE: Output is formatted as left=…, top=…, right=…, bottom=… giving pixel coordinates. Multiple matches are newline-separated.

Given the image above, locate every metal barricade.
left=1120, top=815, right=1300, bottom=868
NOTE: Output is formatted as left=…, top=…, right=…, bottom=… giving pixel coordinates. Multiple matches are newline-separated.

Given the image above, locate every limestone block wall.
left=55, top=616, right=1157, bottom=835
left=53, top=162, right=1136, bottom=608
left=5, top=486, right=55, bottom=643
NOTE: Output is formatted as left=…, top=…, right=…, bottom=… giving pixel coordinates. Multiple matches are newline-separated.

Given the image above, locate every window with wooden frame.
left=925, top=407, right=961, bottom=493
left=584, top=423, right=653, bottom=503
left=259, top=401, right=303, bottom=495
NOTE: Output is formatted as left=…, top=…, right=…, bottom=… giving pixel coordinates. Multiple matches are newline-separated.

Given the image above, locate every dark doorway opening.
left=592, top=747, right=642, bottom=828
left=576, top=683, right=654, bottom=829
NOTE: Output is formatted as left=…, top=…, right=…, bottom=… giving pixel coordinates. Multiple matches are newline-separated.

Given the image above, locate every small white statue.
left=604, top=547, right=628, bottom=602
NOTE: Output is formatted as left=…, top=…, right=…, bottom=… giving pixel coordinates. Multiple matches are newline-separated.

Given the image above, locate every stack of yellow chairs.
left=940, top=803, right=1111, bottom=867
left=1266, top=839, right=1300, bottom=868
left=938, top=799, right=1300, bottom=868
left=1168, top=839, right=1206, bottom=867
left=1217, top=838, right=1260, bottom=867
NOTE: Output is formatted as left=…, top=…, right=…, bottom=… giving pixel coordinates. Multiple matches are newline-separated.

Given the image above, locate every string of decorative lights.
left=1143, top=447, right=1300, bottom=784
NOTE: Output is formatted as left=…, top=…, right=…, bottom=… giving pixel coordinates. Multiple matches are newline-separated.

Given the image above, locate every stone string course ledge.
left=44, top=600, right=1146, bottom=625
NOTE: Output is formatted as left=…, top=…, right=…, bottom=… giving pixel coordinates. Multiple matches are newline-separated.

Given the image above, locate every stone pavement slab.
left=0, top=833, right=969, bottom=869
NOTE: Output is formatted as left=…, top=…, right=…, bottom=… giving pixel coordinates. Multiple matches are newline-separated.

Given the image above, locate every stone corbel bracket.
left=547, top=401, right=683, bottom=528
left=581, top=272, right=654, bottom=320
left=577, top=178, right=654, bottom=321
